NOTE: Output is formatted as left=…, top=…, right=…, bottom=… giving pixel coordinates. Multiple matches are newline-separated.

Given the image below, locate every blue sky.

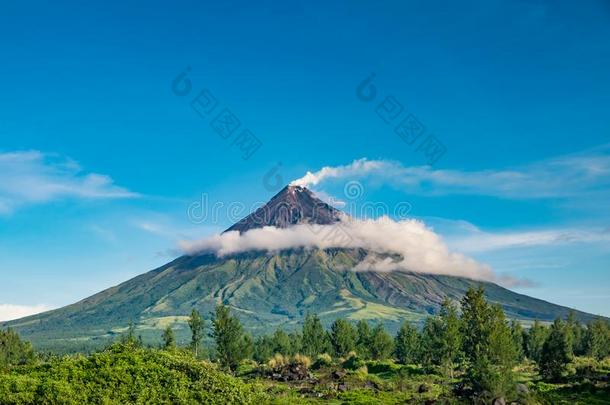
left=1, top=0, right=609, bottom=319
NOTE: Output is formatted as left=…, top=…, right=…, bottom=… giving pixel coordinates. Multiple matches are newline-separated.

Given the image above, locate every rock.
left=338, top=383, right=348, bottom=392
left=331, top=369, right=347, bottom=380
left=418, top=384, right=430, bottom=393
left=492, top=397, right=506, bottom=405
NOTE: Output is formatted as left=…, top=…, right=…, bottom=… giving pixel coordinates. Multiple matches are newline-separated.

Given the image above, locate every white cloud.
left=444, top=224, right=610, bottom=253
left=180, top=217, right=528, bottom=287
left=290, top=146, right=610, bottom=199
left=0, top=150, right=138, bottom=214
left=0, top=303, right=52, bottom=322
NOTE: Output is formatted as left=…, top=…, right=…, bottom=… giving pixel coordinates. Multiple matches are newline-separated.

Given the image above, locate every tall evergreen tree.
left=302, top=313, right=329, bottom=357
left=510, top=320, right=525, bottom=361
left=460, top=288, right=517, bottom=396
left=525, top=320, right=548, bottom=363
left=162, top=325, right=176, bottom=349
left=288, top=331, right=303, bottom=356
left=253, top=335, right=274, bottom=363
left=330, top=319, right=357, bottom=357
left=584, top=318, right=610, bottom=360
left=420, top=317, right=444, bottom=366
left=566, top=311, right=585, bottom=356
left=188, top=309, right=205, bottom=357
left=211, top=304, right=247, bottom=371
left=356, top=320, right=372, bottom=359
left=0, top=328, right=34, bottom=368
left=272, top=329, right=292, bottom=356
left=394, top=321, right=419, bottom=364
left=539, top=318, right=572, bottom=381
left=438, top=299, right=462, bottom=376
left=369, top=324, right=394, bottom=360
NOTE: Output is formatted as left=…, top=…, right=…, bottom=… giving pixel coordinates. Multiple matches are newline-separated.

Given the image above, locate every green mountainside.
left=4, top=247, right=598, bottom=352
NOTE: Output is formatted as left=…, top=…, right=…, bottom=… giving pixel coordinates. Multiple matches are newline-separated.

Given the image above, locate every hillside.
left=3, top=186, right=601, bottom=351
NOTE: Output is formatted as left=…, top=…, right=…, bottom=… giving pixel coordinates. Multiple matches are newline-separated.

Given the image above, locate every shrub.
left=0, top=343, right=268, bottom=404
left=313, top=353, right=333, bottom=369
left=342, top=354, right=366, bottom=371
left=292, top=354, right=311, bottom=369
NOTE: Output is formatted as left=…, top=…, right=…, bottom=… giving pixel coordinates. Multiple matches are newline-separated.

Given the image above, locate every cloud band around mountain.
left=180, top=216, right=529, bottom=287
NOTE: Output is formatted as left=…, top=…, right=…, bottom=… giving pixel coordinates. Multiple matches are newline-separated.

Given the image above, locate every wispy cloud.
left=0, top=150, right=139, bottom=214
left=445, top=224, right=610, bottom=253
left=180, top=217, right=529, bottom=287
left=0, top=303, right=53, bottom=322
left=291, top=145, right=610, bottom=199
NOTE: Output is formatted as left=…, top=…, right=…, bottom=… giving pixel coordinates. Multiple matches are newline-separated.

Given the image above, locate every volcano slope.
left=4, top=186, right=600, bottom=351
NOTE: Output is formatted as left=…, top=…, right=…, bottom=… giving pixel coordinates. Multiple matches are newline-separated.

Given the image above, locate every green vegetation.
left=1, top=290, right=609, bottom=404
left=0, top=342, right=267, bottom=404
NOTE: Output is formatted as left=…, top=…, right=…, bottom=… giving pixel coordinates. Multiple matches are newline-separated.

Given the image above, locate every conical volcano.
left=3, top=185, right=601, bottom=351
left=225, top=185, right=342, bottom=233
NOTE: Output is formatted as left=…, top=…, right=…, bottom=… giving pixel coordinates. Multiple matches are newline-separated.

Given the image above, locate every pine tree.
left=162, top=325, right=176, bottom=349
left=253, top=335, right=274, bottom=363
left=566, top=311, right=585, bottom=356
left=510, top=320, right=525, bottom=361
left=211, top=304, right=247, bottom=371
left=0, top=328, right=34, bottom=367
left=420, top=317, right=444, bottom=366
left=288, top=331, right=303, bottom=356
left=584, top=318, right=610, bottom=360
left=438, top=299, right=462, bottom=376
left=539, top=318, right=572, bottom=381
left=525, top=320, right=548, bottom=363
left=188, top=309, right=205, bottom=357
left=369, top=324, right=394, bottom=360
left=302, top=313, right=329, bottom=357
left=272, top=329, right=292, bottom=356
left=394, top=321, right=419, bottom=364
left=330, top=319, right=357, bottom=357
left=356, top=320, right=372, bottom=359
left=460, top=288, right=517, bottom=396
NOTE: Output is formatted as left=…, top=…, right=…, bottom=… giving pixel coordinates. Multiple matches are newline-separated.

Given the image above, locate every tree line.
left=2, top=287, right=609, bottom=398
left=164, top=288, right=609, bottom=393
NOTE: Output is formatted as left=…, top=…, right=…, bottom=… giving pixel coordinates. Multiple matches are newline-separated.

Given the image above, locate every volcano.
left=4, top=185, right=601, bottom=351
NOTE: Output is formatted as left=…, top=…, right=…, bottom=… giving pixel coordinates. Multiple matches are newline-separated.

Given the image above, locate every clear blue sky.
left=1, top=0, right=609, bottom=319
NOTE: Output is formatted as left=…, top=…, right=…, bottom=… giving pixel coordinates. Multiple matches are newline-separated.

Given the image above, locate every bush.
left=0, top=343, right=267, bottom=404
left=342, top=354, right=366, bottom=371
left=312, top=353, right=333, bottom=369
left=292, top=354, right=311, bottom=369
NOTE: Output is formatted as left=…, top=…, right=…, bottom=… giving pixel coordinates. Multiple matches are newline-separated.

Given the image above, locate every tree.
left=460, top=288, right=517, bottom=396
left=394, top=321, right=419, bottom=364
left=565, top=311, right=585, bottom=356
left=188, top=309, right=205, bottom=357
left=584, top=318, right=610, bottom=360
left=211, top=304, right=247, bottom=371
left=288, top=331, right=303, bottom=356
left=162, top=325, right=176, bottom=349
left=420, top=317, right=444, bottom=365
left=510, top=320, right=525, bottom=361
left=302, top=314, right=329, bottom=357
left=271, top=329, right=292, bottom=356
left=121, top=321, right=140, bottom=346
left=369, top=324, right=394, bottom=360
left=525, top=320, right=548, bottom=363
left=539, top=318, right=572, bottom=381
left=0, top=328, right=34, bottom=368
left=253, top=335, right=274, bottom=363
left=330, top=319, right=357, bottom=357
left=438, top=299, right=462, bottom=376
left=356, top=320, right=372, bottom=359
